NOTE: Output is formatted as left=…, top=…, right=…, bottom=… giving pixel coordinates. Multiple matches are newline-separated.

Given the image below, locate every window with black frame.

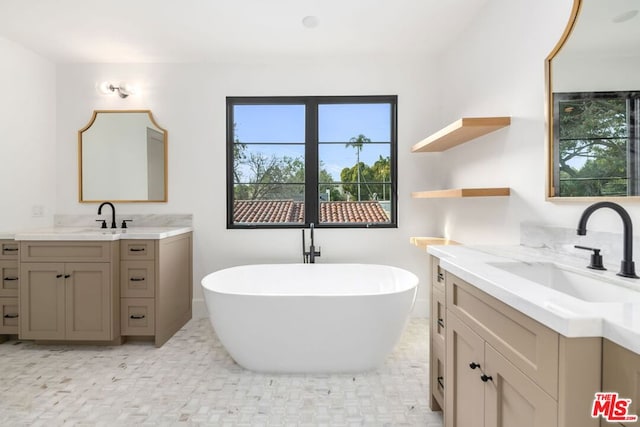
left=227, top=96, right=397, bottom=228
left=554, top=91, right=640, bottom=197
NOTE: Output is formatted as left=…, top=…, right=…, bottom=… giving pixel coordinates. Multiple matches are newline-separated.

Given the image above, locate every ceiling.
left=0, top=0, right=489, bottom=63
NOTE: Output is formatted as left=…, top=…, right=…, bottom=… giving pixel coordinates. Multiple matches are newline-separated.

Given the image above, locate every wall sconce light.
left=97, top=81, right=136, bottom=98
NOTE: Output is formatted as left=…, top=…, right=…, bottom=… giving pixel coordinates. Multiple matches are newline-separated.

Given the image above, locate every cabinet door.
left=20, top=263, right=65, bottom=340
left=484, top=344, right=558, bottom=427
left=602, top=340, right=640, bottom=427
left=446, top=311, right=485, bottom=427
left=65, top=263, right=112, bottom=341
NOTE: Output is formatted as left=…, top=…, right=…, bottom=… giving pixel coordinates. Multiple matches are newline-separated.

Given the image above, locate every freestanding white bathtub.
left=201, top=263, right=418, bottom=373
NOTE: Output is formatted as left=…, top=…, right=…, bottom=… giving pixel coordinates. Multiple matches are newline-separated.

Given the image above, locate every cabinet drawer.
left=0, top=261, right=19, bottom=297
left=0, top=297, right=19, bottom=333
left=0, top=241, right=19, bottom=260
left=121, top=298, right=155, bottom=335
left=121, top=241, right=155, bottom=261
left=20, top=241, right=112, bottom=262
left=431, top=337, right=445, bottom=410
left=446, top=272, right=559, bottom=398
left=431, top=256, right=445, bottom=294
left=431, top=286, right=446, bottom=348
left=121, top=261, right=155, bottom=298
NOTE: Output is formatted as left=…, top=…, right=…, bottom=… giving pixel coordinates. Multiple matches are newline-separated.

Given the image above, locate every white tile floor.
left=0, top=318, right=443, bottom=426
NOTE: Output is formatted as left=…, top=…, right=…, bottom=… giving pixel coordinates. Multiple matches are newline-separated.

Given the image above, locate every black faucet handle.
left=121, top=219, right=133, bottom=229
left=574, top=245, right=606, bottom=270
left=95, top=219, right=107, bottom=229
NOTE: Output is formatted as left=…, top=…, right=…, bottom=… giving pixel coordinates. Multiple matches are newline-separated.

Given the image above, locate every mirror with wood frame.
left=79, top=110, right=167, bottom=202
left=546, top=0, right=640, bottom=199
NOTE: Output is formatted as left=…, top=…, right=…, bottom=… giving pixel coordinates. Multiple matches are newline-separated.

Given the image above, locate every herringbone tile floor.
left=0, top=318, right=443, bottom=426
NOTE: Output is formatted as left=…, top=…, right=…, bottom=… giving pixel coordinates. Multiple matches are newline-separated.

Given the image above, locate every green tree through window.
left=554, top=92, right=640, bottom=197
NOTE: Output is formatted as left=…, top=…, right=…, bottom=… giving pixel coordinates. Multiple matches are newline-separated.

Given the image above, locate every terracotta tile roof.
left=233, top=200, right=389, bottom=224
left=319, top=201, right=389, bottom=223
left=233, top=200, right=304, bottom=223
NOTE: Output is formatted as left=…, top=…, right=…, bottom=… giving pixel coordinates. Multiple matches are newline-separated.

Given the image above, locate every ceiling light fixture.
left=97, top=81, right=135, bottom=98
left=302, top=15, right=319, bottom=29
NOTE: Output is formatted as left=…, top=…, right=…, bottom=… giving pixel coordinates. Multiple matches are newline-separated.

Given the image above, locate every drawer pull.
left=437, top=318, right=445, bottom=328
left=437, top=376, right=444, bottom=389
left=3, top=313, right=18, bottom=319
left=3, top=277, right=18, bottom=281
left=480, top=374, right=493, bottom=383
left=437, top=272, right=444, bottom=282
left=3, top=248, right=18, bottom=252
left=130, top=314, right=146, bottom=320
left=469, top=362, right=481, bottom=370
left=130, top=248, right=146, bottom=252
left=130, top=277, right=146, bottom=282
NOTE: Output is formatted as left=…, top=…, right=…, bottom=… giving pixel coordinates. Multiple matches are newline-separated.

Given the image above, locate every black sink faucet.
left=577, top=201, right=638, bottom=278
left=97, top=201, right=117, bottom=229
left=302, top=222, right=321, bottom=263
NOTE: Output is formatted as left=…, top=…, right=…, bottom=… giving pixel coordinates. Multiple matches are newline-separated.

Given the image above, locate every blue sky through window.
left=234, top=103, right=392, bottom=181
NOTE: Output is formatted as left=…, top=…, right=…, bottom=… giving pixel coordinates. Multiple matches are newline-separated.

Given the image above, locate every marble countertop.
left=427, top=244, right=640, bottom=355
left=12, top=226, right=193, bottom=241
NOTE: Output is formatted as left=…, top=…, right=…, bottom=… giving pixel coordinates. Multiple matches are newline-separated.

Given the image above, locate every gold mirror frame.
left=545, top=0, right=582, bottom=200
left=78, top=110, right=168, bottom=203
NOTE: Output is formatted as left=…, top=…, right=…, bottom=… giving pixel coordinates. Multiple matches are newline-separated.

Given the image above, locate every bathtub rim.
left=200, top=263, right=419, bottom=297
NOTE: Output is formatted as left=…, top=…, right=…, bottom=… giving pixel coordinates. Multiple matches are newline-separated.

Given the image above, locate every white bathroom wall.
left=0, top=37, right=56, bottom=231
left=55, top=57, right=443, bottom=317
left=432, top=0, right=640, bottom=245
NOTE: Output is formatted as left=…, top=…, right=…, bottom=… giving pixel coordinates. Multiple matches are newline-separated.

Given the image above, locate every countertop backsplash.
left=521, top=222, right=640, bottom=271
left=54, top=214, right=193, bottom=228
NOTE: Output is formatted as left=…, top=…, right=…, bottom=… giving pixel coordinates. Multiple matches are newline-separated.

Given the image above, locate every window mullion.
left=630, top=97, right=640, bottom=195
left=305, top=100, right=319, bottom=225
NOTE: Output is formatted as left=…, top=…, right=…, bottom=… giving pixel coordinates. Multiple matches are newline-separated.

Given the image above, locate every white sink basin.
left=487, top=261, right=640, bottom=303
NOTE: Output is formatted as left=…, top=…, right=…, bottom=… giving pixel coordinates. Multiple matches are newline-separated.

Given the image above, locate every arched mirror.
left=79, top=110, right=167, bottom=202
left=546, top=0, right=640, bottom=199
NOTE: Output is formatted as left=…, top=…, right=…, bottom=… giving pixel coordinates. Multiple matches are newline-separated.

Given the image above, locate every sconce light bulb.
left=97, top=81, right=137, bottom=98
left=97, top=81, right=115, bottom=95
left=118, top=82, right=135, bottom=97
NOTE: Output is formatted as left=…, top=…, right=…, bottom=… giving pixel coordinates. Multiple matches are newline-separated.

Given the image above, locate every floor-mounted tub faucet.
left=97, top=201, right=117, bottom=229
left=577, top=201, right=638, bottom=278
left=302, top=223, right=321, bottom=263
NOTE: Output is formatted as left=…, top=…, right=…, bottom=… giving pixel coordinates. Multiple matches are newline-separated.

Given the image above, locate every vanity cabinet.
left=430, top=255, right=602, bottom=427
left=120, top=233, right=192, bottom=347
left=602, top=339, right=640, bottom=426
left=19, top=241, right=119, bottom=342
left=0, top=240, right=20, bottom=336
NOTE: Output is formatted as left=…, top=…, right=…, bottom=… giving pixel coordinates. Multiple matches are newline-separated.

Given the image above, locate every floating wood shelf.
left=410, top=237, right=460, bottom=249
left=411, top=117, right=511, bottom=153
left=411, top=187, right=511, bottom=199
